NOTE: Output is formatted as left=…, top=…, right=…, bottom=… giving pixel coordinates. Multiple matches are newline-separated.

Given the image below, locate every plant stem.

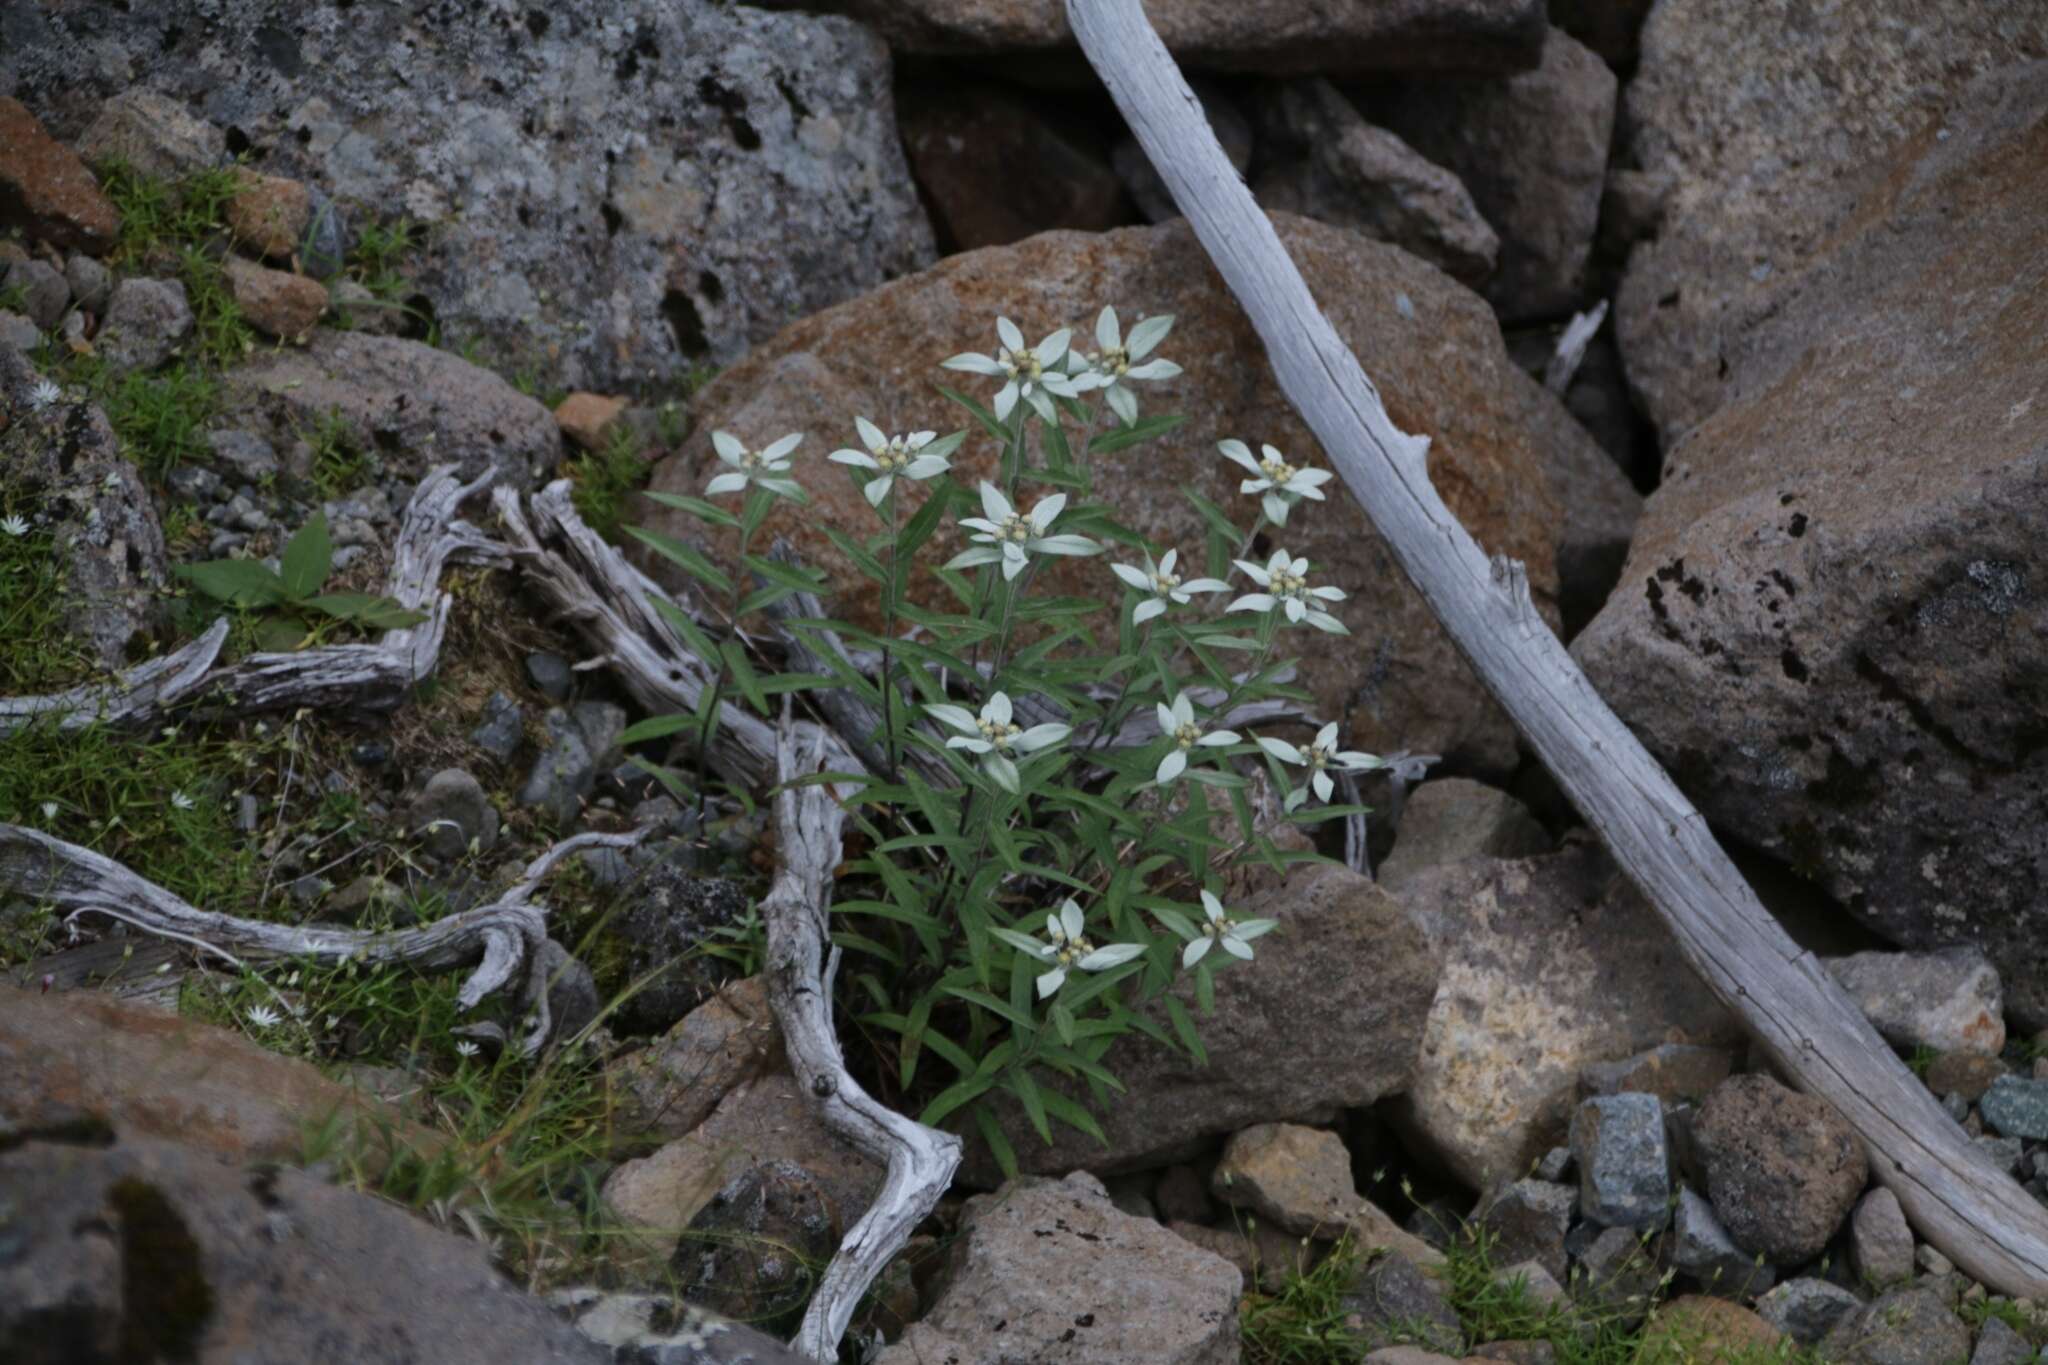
left=880, top=487, right=903, bottom=780
left=695, top=516, right=754, bottom=821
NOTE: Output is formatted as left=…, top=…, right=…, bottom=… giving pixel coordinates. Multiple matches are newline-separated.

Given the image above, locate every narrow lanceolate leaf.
left=1088, top=411, right=1185, bottom=455
left=624, top=525, right=733, bottom=596
left=642, top=491, right=741, bottom=529
left=280, top=511, right=333, bottom=599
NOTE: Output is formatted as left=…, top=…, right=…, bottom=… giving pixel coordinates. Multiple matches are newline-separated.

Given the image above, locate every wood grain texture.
left=1065, top=0, right=2048, bottom=1295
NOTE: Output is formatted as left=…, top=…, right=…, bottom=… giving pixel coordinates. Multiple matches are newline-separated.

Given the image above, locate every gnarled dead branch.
left=0, top=618, right=230, bottom=736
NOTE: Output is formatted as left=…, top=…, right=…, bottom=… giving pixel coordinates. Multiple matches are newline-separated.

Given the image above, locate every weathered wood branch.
left=1545, top=299, right=1609, bottom=395
left=1067, top=0, right=2048, bottom=1296
left=0, top=618, right=229, bottom=736
left=0, top=825, right=642, bottom=1056
left=757, top=719, right=962, bottom=1361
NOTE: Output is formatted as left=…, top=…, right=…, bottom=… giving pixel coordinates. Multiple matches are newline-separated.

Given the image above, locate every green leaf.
left=934, top=384, right=1008, bottom=443
left=973, top=1104, right=1020, bottom=1180
left=822, top=526, right=889, bottom=583
left=255, top=615, right=309, bottom=651
left=943, top=986, right=1037, bottom=1034
left=741, top=554, right=830, bottom=594
left=619, top=712, right=698, bottom=745
left=305, top=593, right=428, bottom=629
left=920, top=1074, right=995, bottom=1128
left=1037, top=1086, right=1108, bottom=1145
left=1007, top=1070, right=1053, bottom=1146
left=280, top=512, right=332, bottom=599
left=1089, top=412, right=1185, bottom=455
left=1164, top=996, right=1208, bottom=1066
left=642, top=491, right=740, bottom=529
left=1049, top=1002, right=1077, bottom=1048
left=624, top=525, right=732, bottom=596
left=721, top=639, right=768, bottom=714
left=176, top=558, right=288, bottom=607
left=650, top=597, right=722, bottom=667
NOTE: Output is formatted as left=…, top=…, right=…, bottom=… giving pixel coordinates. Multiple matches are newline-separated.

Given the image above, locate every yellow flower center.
left=998, top=514, right=1033, bottom=543
left=978, top=718, right=1023, bottom=748
left=1272, top=568, right=1306, bottom=596
left=1001, top=347, right=1043, bottom=382
left=1174, top=722, right=1201, bottom=750
left=1258, top=455, right=1296, bottom=484
left=1150, top=570, right=1180, bottom=595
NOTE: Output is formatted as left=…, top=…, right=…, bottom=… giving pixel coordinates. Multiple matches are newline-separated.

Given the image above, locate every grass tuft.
left=566, top=423, right=655, bottom=542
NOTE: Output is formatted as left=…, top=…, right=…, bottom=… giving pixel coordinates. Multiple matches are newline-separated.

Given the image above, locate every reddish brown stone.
left=223, top=256, right=327, bottom=341
left=553, top=391, right=631, bottom=452
left=0, top=97, right=120, bottom=255
left=225, top=170, right=312, bottom=261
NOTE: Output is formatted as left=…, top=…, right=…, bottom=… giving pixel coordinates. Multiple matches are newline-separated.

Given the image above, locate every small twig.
left=1544, top=299, right=1609, bottom=395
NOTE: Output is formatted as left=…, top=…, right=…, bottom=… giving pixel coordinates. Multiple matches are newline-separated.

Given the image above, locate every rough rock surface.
left=1376, top=777, right=1550, bottom=892
left=1570, top=1093, right=1670, bottom=1231
left=610, top=976, right=782, bottom=1141
left=604, top=859, right=747, bottom=1038
left=1826, top=947, right=2005, bottom=1056
left=97, top=276, right=193, bottom=373
left=1251, top=79, right=1498, bottom=286
left=549, top=1289, right=813, bottom=1364
left=672, top=1159, right=837, bottom=1322
left=0, top=349, right=168, bottom=670
left=967, top=861, right=1436, bottom=1178
left=3, top=0, right=935, bottom=389
left=75, top=88, right=226, bottom=182
left=1640, top=1297, right=1782, bottom=1362
left=1670, top=1185, right=1775, bottom=1300
left=1847, top=1187, right=1914, bottom=1289
left=1361, top=27, right=1616, bottom=322
left=1341, top=1253, right=1464, bottom=1356
left=875, top=1172, right=1241, bottom=1365
left=1473, top=1180, right=1575, bottom=1284
left=0, top=96, right=119, bottom=253
left=1613, top=0, right=2048, bottom=442
left=1209, top=1122, right=1442, bottom=1268
left=0, top=1132, right=606, bottom=1363
left=748, top=0, right=1549, bottom=73
left=225, top=170, right=312, bottom=262
left=407, top=767, right=500, bottom=862
left=647, top=215, right=1622, bottom=772
left=1819, top=1288, right=1972, bottom=1365
left=223, top=257, right=327, bottom=341
left=1981, top=1076, right=2048, bottom=1142
left=1581, top=1044, right=1732, bottom=1106
left=519, top=701, right=629, bottom=824
left=1692, top=1074, right=1865, bottom=1265
left=1574, top=64, right=2048, bottom=1023
left=1754, top=1278, right=1862, bottom=1347
left=1391, top=842, right=1739, bottom=1188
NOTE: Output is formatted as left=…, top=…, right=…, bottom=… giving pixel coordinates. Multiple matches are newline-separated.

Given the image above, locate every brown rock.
left=1573, top=63, right=2048, bottom=1024
left=1361, top=27, right=1617, bottom=322
left=1212, top=1123, right=1360, bottom=1236
left=75, top=89, right=226, bottom=183
left=223, top=256, right=326, bottom=341
left=0, top=97, right=119, bottom=254
left=1693, top=1074, right=1866, bottom=1265
left=1639, top=1295, right=1784, bottom=1364
left=1169, top=1217, right=1321, bottom=1293
left=608, top=975, right=782, bottom=1140
left=553, top=391, right=633, bottom=453
left=1613, top=0, right=2047, bottom=443
left=1377, top=777, right=1551, bottom=892
left=1580, top=1043, right=1734, bottom=1106
left=898, top=82, right=1132, bottom=251
left=750, top=0, right=1548, bottom=74
left=0, top=984, right=435, bottom=1167
left=225, top=170, right=311, bottom=261
left=1391, top=842, right=1740, bottom=1188
left=1922, top=1051, right=2008, bottom=1104
left=643, top=215, right=1592, bottom=771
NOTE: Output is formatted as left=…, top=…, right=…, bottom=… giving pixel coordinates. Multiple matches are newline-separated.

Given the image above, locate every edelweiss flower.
left=1074, top=307, right=1180, bottom=426
left=28, top=379, right=61, bottom=412
left=941, top=317, right=1096, bottom=423
left=245, top=1003, right=284, bottom=1030
left=926, top=690, right=1070, bottom=793
left=1153, top=692, right=1240, bottom=785
left=0, top=514, right=28, bottom=537
left=947, top=482, right=1101, bottom=582
left=992, top=899, right=1147, bottom=998
left=828, top=418, right=959, bottom=507
left=39, top=800, right=59, bottom=821
left=454, top=1039, right=481, bottom=1059
left=1218, top=439, right=1333, bottom=525
left=1256, top=722, right=1384, bottom=809
left=1227, top=550, right=1348, bottom=633
left=170, top=790, right=196, bottom=811
left=704, top=430, right=805, bottom=500
left=1182, top=890, right=1277, bottom=967
left=1109, top=548, right=1228, bottom=625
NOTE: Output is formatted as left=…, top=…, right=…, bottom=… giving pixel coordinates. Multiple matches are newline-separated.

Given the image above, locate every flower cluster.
left=704, top=429, right=805, bottom=501
left=947, top=484, right=1101, bottom=582
left=993, top=899, right=1145, bottom=998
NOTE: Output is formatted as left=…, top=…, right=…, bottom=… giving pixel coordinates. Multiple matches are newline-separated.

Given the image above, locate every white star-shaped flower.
left=1073, top=307, right=1181, bottom=426
left=947, top=482, right=1101, bottom=582
left=170, top=790, right=196, bottom=811
left=1227, top=550, right=1348, bottom=633
left=1153, top=692, right=1240, bottom=785
left=704, top=429, right=805, bottom=501
left=828, top=418, right=959, bottom=507
left=1109, top=548, right=1229, bottom=625
left=245, top=1003, right=284, bottom=1030
left=0, top=514, right=28, bottom=537
left=1218, top=439, right=1333, bottom=525
left=992, top=899, right=1147, bottom=998
left=926, top=690, right=1071, bottom=793
left=941, top=317, right=1099, bottom=423
left=454, top=1039, right=481, bottom=1059
left=1182, top=890, right=1277, bottom=967
left=28, top=379, right=61, bottom=412
left=1256, top=722, right=1384, bottom=809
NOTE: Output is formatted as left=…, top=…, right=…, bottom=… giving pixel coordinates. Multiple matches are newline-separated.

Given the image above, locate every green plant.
left=100, top=361, right=219, bottom=477
left=0, top=512, right=99, bottom=693
left=566, top=423, right=654, bottom=541
left=175, top=511, right=426, bottom=651
left=628, top=307, right=1386, bottom=1173
left=1239, top=1234, right=1373, bottom=1365
left=348, top=217, right=423, bottom=298
left=302, top=407, right=370, bottom=497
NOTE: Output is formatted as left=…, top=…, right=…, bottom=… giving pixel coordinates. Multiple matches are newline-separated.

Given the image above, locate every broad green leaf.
left=255, top=615, right=309, bottom=651
left=920, top=1074, right=995, bottom=1128
left=305, top=593, right=428, bottom=629
left=176, top=558, right=288, bottom=607
left=650, top=597, right=722, bottom=667
left=1037, top=1086, right=1109, bottom=1145
left=1165, top=996, right=1208, bottom=1066
left=280, top=512, right=332, bottom=599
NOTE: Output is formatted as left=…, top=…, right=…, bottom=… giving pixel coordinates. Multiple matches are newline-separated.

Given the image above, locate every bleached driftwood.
left=1067, top=0, right=2048, bottom=1295
left=0, top=824, right=642, bottom=1056
left=1544, top=299, right=1609, bottom=395
left=757, top=719, right=962, bottom=1361
left=0, top=618, right=229, bottom=736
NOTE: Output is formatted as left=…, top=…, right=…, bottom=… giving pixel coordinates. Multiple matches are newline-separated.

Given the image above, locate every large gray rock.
left=1826, top=947, right=2005, bottom=1057
left=75, top=88, right=226, bottom=182
left=1360, top=26, right=1616, bottom=322
left=1473, top=1179, right=1576, bottom=1284
left=609, top=976, right=782, bottom=1141
left=1671, top=1186, right=1775, bottom=1301
left=1376, top=777, right=1551, bottom=892
left=223, top=330, right=559, bottom=490
left=97, top=276, right=192, bottom=372
left=1613, top=0, right=2048, bottom=443
left=0, top=349, right=168, bottom=672
left=1847, top=1187, right=1914, bottom=1290
left=1573, top=64, right=2048, bottom=1024
left=876, top=1172, right=1241, bottom=1365
left=1391, top=842, right=1739, bottom=1188
left=1341, top=1252, right=1464, bottom=1356
left=1754, top=1278, right=1862, bottom=1347
left=1819, top=1288, right=1971, bottom=1365
left=1570, top=1093, right=1670, bottom=1232
left=4, top=0, right=933, bottom=390
left=1251, top=79, right=1498, bottom=286
left=1692, top=1074, right=1865, bottom=1266
left=747, top=0, right=1549, bottom=74
left=0, top=1132, right=608, bottom=1364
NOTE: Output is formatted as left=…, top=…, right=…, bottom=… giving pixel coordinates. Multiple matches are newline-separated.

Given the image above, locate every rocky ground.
left=2, top=2, right=2046, bottom=1363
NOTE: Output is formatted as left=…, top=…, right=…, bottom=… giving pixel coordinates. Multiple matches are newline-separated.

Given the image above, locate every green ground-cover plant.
left=0, top=499, right=99, bottom=693
left=630, top=305, right=1392, bottom=1173
left=567, top=421, right=658, bottom=541
left=175, top=510, right=425, bottom=651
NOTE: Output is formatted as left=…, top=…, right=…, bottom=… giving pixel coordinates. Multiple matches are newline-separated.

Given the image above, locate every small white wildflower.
left=245, top=1003, right=284, bottom=1030
left=1152, top=692, right=1240, bottom=785
left=991, top=898, right=1146, bottom=999
left=941, top=316, right=1098, bottom=423
left=1227, top=549, right=1348, bottom=633
left=170, top=790, right=196, bottom=811
left=1218, top=439, right=1333, bottom=525
left=1109, top=548, right=1228, bottom=625
left=28, top=379, right=61, bottom=412
left=1182, top=890, right=1277, bottom=967
left=926, top=690, right=1070, bottom=794
left=454, top=1039, right=481, bottom=1059
left=1255, top=722, right=1384, bottom=809
left=39, top=801, right=57, bottom=820
left=0, top=514, right=28, bottom=537
left=827, top=417, right=959, bottom=507
left=1073, top=307, right=1180, bottom=426
left=704, top=429, right=805, bottom=500
left=947, top=482, right=1101, bottom=582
